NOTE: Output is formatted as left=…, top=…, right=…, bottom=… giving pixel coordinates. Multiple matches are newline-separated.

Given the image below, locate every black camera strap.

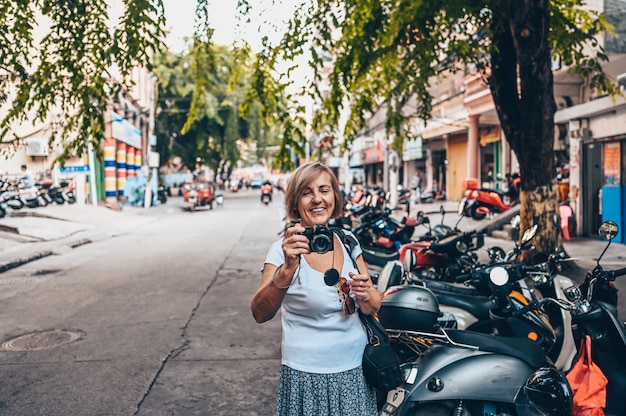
left=330, top=227, right=359, bottom=270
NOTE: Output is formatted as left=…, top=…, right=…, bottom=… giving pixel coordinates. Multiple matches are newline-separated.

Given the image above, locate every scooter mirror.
left=439, top=205, right=445, bottom=215
left=402, top=250, right=416, bottom=273
left=598, top=221, right=618, bottom=240
left=510, top=215, right=521, bottom=229
left=489, top=267, right=509, bottom=287
left=521, top=224, right=538, bottom=245
left=415, top=211, right=425, bottom=224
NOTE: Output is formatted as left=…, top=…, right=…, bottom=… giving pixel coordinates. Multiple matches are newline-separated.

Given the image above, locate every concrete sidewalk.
left=0, top=203, right=160, bottom=273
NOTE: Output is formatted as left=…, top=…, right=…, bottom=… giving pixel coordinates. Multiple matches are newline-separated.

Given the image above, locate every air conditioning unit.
left=25, top=137, right=49, bottom=156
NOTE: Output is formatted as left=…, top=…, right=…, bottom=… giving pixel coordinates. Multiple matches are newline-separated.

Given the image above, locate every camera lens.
left=311, top=234, right=333, bottom=254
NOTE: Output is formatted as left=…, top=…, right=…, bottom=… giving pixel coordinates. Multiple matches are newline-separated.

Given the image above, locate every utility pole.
left=144, top=75, right=158, bottom=208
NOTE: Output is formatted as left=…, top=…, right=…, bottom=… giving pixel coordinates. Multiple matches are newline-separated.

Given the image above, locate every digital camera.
left=301, top=225, right=334, bottom=254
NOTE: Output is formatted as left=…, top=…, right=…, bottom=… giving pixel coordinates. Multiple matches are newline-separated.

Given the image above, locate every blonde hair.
left=285, top=162, right=343, bottom=221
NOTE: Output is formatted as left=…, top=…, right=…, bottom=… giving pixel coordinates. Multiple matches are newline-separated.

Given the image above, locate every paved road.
left=0, top=189, right=285, bottom=415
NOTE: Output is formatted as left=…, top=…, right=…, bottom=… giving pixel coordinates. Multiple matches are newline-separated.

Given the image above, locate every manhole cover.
left=2, top=329, right=83, bottom=351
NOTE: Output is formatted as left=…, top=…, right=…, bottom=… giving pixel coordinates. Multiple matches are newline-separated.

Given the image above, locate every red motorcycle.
left=393, top=207, right=484, bottom=282
left=458, top=174, right=520, bottom=220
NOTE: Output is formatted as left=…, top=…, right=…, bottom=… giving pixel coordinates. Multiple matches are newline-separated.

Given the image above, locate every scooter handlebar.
left=606, top=267, right=626, bottom=281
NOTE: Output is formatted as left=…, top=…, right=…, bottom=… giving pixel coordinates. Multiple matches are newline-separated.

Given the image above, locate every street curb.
left=0, top=235, right=96, bottom=275
left=0, top=250, right=54, bottom=274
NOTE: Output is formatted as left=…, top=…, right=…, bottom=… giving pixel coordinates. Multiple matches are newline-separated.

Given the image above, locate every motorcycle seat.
left=445, top=329, right=545, bottom=368
left=362, top=247, right=399, bottom=267
left=478, top=188, right=506, bottom=198
left=426, top=285, right=494, bottom=320
left=430, top=233, right=461, bottom=253
left=424, top=279, right=482, bottom=297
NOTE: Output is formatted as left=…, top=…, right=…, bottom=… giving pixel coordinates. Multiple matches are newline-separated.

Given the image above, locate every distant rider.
left=261, top=180, right=273, bottom=203
left=19, top=164, right=35, bottom=188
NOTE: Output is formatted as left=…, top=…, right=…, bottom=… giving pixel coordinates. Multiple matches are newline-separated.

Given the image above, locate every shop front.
left=595, top=140, right=626, bottom=243
left=349, top=137, right=386, bottom=189
left=556, top=94, right=626, bottom=241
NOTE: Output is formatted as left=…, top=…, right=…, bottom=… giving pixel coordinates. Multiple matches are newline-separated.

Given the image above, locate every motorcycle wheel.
left=37, top=196, right=49, bottom=207
left=158, top=194, right=167, bottom=204
left=470, top=204, right=487, bottom=220
left=53, top=196, right=65, bottom=204
left=8, top=200, right=23, bottom=210
left=66, top=192, right=76, bottom=204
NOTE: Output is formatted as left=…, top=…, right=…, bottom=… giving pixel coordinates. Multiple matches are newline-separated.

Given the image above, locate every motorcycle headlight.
left=455, top=240, right=468, bottom=253
left=489, top=267, right=509, bottom=286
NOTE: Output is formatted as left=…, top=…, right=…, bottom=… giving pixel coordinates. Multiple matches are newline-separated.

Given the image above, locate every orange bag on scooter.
left=566, top=335, right=608, bottom=416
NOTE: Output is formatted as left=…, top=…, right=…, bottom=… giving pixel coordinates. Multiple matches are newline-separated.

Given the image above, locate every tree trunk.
left=487, top=0, right=560, bottom=261
left=519, top=185, right=561, bottom=263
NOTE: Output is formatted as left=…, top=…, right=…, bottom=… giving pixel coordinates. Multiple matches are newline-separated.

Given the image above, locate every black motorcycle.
left=520, top=220, right=626, bottom=415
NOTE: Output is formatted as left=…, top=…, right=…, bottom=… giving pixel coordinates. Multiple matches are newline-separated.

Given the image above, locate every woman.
left=251, top=162, right=381, bottom=416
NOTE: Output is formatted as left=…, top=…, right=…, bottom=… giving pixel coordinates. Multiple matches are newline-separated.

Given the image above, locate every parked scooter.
left=393, top=208, right=484, bottom=282
left=0, top=181, right=25, bottom=211
left=51, top=180, right=76, bottom=204
left=459, top=174, right=520, bottom=220
left=377, top=283, right=572, bottom=416
left=518, top=220, right=626, bottom=415
left=157, top=184, right=169, bottom=204
left=18, top=185, right=48, bottom=208
left=355, top=208, right=417, bottom=250
left=379, top=224, right=578, bottom=372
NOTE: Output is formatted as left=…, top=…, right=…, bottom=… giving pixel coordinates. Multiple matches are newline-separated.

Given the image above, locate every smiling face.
left=284, top=162, right=344, bottom=223
left=297, top=172, right=336, bottom=227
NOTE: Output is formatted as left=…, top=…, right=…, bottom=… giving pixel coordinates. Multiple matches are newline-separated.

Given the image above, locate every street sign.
left=60, top=165, right=90, bottom=173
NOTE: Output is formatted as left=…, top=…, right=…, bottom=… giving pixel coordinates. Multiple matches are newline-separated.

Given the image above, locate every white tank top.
left=263, top=230, right=367, bottom=373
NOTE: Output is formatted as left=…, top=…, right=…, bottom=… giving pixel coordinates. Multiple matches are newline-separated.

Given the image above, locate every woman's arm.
left=349, top=255, right=381, bottom=316
left=250, top=263, right=298, bottom=323
left=250, top=223, right=310, bottom=323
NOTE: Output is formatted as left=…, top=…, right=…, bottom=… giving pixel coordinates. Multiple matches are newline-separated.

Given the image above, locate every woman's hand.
left=348, top=271, right=381, bottom=315
left=281, top=223, right=311, bottom=268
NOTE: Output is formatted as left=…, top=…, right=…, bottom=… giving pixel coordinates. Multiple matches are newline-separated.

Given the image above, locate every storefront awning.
left=421, top=123, right=468, bottom=140
left=363, top=147, right=385, bottom=164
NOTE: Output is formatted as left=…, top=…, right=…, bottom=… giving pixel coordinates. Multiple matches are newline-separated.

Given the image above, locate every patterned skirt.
left=276, top=365, right=378, bottom=416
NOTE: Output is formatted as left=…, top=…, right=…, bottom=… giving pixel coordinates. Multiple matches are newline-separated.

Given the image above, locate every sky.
left=162, top=0, right=297, bottom=52
left=161, top=0, right=313, bottom=97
